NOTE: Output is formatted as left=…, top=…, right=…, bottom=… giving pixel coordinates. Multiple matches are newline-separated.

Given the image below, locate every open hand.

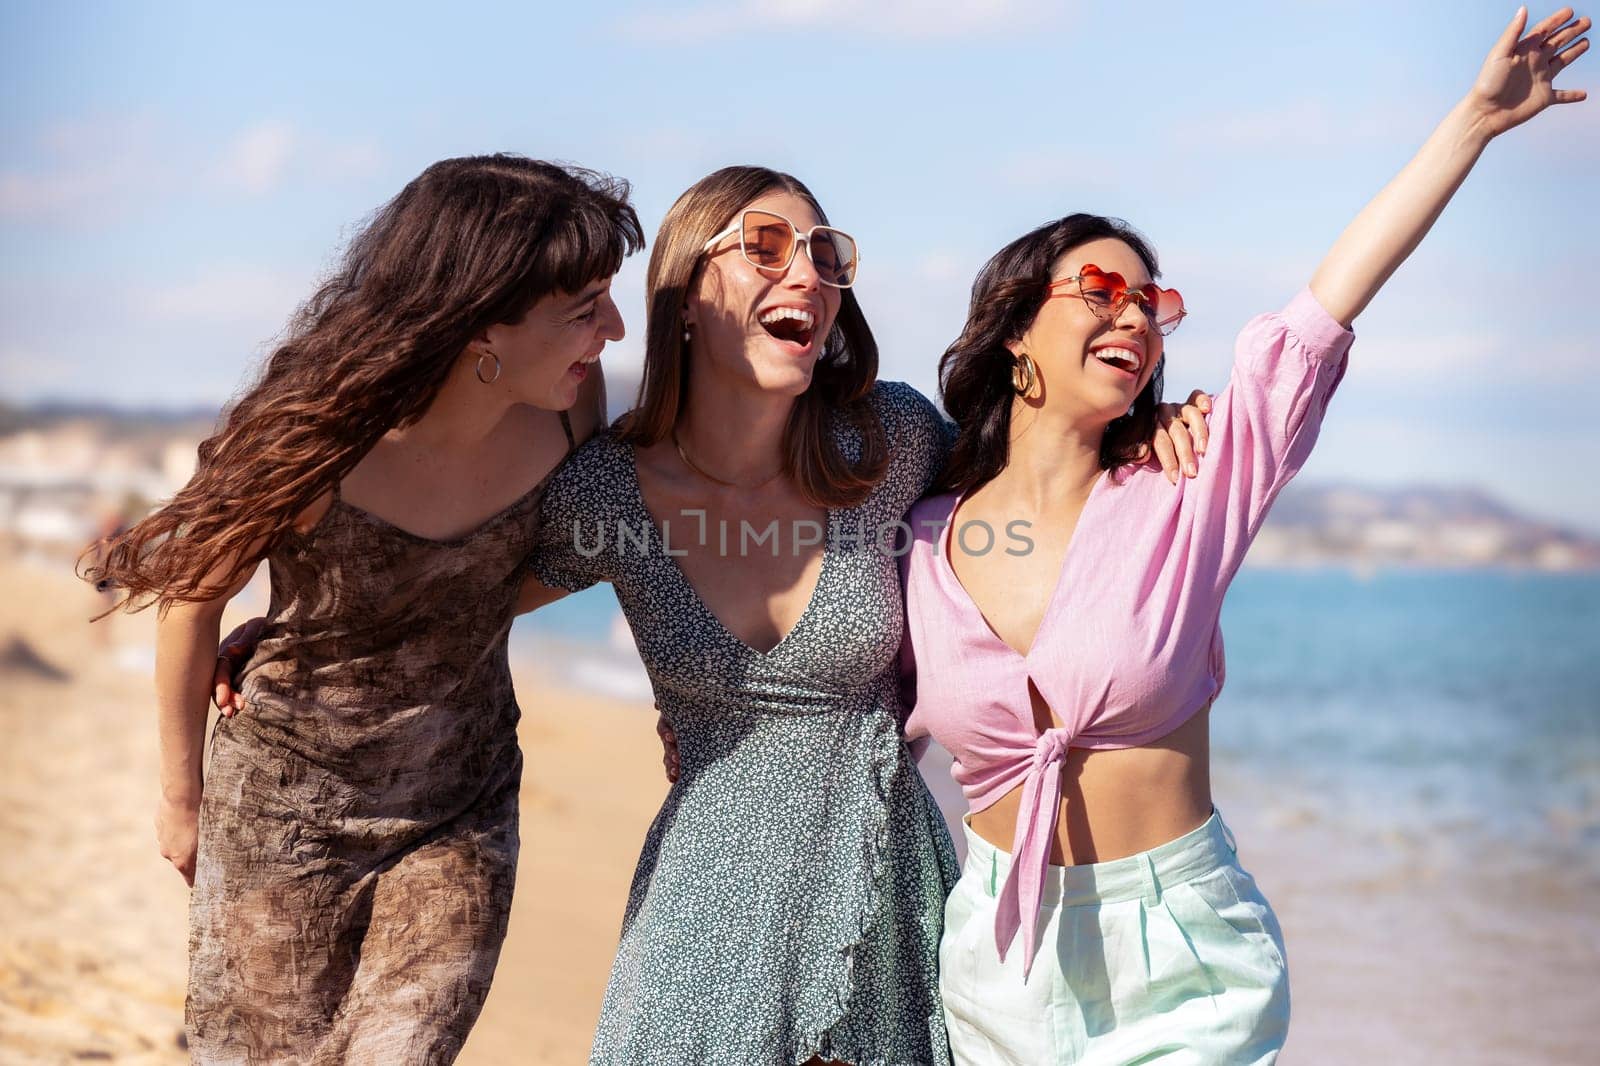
left=1470, top=7, right=1589, bottom=137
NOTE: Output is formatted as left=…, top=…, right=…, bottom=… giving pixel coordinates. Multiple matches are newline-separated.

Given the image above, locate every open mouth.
left=759, top=306, right=817, bottom=349
left=1091, top=347, right=1141, bottom=375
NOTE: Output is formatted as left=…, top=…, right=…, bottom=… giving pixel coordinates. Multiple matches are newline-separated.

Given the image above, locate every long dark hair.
left=618, top=165, right=887, bottom=509
left=86, top=154, right=644, bottom=610
left=933, top=213, right=1164, bottom=497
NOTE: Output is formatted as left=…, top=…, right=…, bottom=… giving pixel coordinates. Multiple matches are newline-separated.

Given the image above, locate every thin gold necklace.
left=672, top=429, right=785, bottom=490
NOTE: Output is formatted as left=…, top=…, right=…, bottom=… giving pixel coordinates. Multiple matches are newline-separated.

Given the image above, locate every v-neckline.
left=938, top=472, right=1109, bottom=661
left=624, top=440, right=834, bottom=659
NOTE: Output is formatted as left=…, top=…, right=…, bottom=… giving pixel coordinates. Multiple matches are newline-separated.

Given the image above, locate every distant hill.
left=0, top=400, right=218, bottom=438
left=1254, top=483, right=1600, bottom=571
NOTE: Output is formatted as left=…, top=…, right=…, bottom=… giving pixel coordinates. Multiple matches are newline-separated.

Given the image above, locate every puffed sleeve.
left=1175, top=286, right=1354, bottom=592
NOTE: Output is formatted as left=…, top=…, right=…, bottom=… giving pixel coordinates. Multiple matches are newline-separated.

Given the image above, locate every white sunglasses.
left=701, top=209, right=860, bottom=288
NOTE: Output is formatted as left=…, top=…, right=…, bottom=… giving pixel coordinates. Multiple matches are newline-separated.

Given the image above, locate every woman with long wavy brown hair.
left=85, top=154, right=642, bottom=1062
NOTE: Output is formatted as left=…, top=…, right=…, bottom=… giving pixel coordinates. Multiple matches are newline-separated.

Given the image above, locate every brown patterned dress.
left=186, top=414, right=572, bottom=1064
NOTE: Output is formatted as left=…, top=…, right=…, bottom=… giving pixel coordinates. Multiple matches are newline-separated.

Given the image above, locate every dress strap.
left=558, top=410, right=576, bottom=453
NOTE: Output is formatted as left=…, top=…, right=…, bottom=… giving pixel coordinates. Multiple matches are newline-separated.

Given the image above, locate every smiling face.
left=1013, top=237, right=1163, bottom=426
left=683, top=190, right=843, bottom=398
left=479, top=276, right=625, bottom=410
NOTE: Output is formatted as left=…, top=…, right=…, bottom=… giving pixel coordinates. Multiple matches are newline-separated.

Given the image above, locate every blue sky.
left=3, top=1, right=1596, bottom=529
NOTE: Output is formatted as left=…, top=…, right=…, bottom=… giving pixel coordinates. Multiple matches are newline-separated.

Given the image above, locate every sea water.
left=514, top=569, right=1600, bottom=871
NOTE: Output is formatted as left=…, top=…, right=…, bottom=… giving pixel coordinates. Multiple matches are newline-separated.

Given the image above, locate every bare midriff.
left=968, top=704, right=1213, bottom=867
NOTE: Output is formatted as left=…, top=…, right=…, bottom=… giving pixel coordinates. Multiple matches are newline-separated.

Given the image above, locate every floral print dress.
left=529, top=382, right=959, bottom=1065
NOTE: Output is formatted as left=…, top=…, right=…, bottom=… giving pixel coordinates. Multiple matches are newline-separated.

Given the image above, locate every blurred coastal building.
left=0, top=405, right=210, bottom=562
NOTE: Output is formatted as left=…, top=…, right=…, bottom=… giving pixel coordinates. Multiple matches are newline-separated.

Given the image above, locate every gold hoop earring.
left=475, top=350, right=501, bottom=384
left=1011, top=352, right=1038, bottom=397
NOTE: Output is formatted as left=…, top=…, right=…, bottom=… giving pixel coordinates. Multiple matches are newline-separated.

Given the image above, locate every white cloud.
left=211, top=120, right=298, bottom=195
left=0, top=115, right=384, bottom=223
left=0, top=169, right=117, bottom=220
left=1166, top=91, right=1593, bottom=166
left=1327, top=331, right=1507, bottom=380
left=129, top=264, right=311, bottom=327
left=996, top=97, right=1439, bottom=196
left=207, top=122, right=384, bottom=191
left=0, top=115, right=172, bottom=224
left=916, top=250, right=965, bottom=283
left=317, top=138, right=386, bottom=181
left=621, top=0, right=1069, bottom=41
left=1173, top=99, right=1436, bottom=151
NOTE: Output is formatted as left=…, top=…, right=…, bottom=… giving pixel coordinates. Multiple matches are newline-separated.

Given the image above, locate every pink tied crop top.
left=900, top=288, right=1354, bottom=978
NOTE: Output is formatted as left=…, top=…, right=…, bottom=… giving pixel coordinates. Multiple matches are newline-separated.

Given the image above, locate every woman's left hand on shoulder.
left=1146, top=389, right=1214, bottom=484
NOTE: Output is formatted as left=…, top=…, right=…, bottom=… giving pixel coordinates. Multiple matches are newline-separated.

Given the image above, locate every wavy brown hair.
left=85, top=154, right=643, bottom=611
left=932, top=213, right=1164, bottom=497
left=617, top=166, right=887, bottom=508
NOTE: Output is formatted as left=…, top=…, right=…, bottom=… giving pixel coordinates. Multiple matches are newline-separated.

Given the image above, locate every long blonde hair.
left=618, top=166, right=886, bottom=508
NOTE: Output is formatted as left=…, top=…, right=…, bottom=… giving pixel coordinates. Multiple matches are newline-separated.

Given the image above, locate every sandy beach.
left=2, top=556, right=1596, bottom=1064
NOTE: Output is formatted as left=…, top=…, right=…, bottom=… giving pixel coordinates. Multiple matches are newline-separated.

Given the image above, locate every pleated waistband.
left=960, top=809, right=1239, bottom=908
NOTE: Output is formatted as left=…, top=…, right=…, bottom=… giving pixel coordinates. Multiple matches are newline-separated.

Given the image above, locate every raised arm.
left=1311, top=6, right=1589, bottom=327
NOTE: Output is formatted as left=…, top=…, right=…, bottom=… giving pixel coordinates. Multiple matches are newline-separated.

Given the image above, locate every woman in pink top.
left=900, top=9, right=1589, bottom=1063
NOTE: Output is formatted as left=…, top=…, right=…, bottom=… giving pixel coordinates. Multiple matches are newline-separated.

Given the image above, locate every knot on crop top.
left=1032, top=727, right=1070, bottom=771
left=994, top=726, right=1073, bottom=977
